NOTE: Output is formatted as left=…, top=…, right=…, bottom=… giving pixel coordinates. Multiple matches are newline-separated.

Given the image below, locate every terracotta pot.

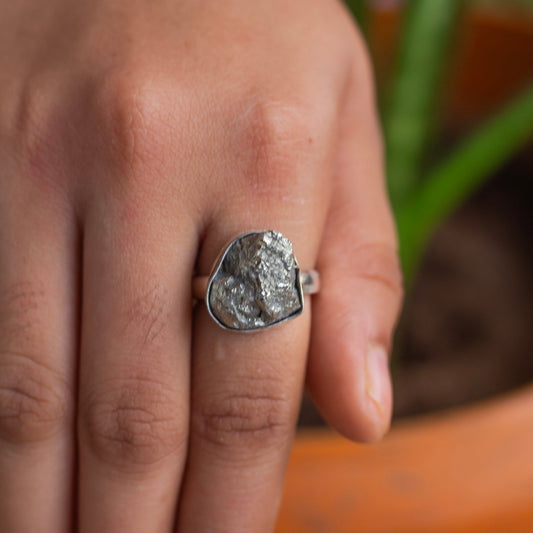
left=277, top=385, right=533, bottom=532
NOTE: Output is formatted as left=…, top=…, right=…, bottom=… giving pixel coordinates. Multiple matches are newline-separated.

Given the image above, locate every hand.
left=0, top=0, right=403, bottom=531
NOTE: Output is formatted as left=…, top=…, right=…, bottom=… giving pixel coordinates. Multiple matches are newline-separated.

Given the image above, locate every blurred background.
left=299, top=0, right=533, bottom=424
left=280, top=2, right=533, bottom=530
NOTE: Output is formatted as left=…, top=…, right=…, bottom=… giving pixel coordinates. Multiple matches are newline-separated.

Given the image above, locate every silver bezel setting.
left=205, top=230, right=304, bottom=332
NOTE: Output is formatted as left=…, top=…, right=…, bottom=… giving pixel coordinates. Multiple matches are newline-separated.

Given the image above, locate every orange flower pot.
left=276, top=385, right=533, bottom=532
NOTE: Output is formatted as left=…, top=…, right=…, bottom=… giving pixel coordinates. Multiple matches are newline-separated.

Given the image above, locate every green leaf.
left=385, top=0, right=462, bottom=210
left=397, top=85, right=533, bottom=283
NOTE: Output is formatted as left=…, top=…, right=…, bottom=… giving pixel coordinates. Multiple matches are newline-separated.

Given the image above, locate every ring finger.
left=177, top=132, right=331, bottom=532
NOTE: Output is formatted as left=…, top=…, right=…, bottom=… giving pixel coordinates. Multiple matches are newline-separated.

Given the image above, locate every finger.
left=179, top=227, right=317, bottom=533
left=177, top=107, right=332, bottom=532
left=0, top=177, right=77, bottom=532
left=77, top=186, right=198, bottom=533
left=306, top=51, right=404, bottom=443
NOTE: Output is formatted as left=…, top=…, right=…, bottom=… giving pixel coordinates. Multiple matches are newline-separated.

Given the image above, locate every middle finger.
left=77, top=187, right=197, bottom=532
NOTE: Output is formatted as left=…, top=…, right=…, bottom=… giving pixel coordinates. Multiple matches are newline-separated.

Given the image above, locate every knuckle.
left=0, top=351, right=69, bottom=445
left=94, top=69, right=175, bottom=177
left=237, top=98, right=316, bottom=194
left=192, top=378, right=294, bottom=453
left=354, top=242, right=404, bottom=299
left=81, top=376, right=186, bottom=469
left=0, top=282, right=69, bottom=445
left=7, top=68, right=177, bottom=194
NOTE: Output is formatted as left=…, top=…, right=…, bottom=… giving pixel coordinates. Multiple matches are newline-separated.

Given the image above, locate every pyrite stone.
left=206, top=230, right=303, bottom=331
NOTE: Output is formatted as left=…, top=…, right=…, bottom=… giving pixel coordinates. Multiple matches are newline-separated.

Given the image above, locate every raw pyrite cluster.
left=207, top=231, right=303, bottom=331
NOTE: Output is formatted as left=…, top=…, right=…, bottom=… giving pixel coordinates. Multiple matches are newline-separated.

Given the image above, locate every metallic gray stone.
left=207, top=231, right=303, bottom=331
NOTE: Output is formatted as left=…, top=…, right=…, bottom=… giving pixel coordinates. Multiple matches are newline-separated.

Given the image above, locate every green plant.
left=346, top=0, right=533, bottom=284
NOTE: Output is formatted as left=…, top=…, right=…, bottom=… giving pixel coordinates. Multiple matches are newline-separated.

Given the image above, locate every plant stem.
left=398, top=85, right=533, bottom=284
left=385, top=0, right=462, bottom=211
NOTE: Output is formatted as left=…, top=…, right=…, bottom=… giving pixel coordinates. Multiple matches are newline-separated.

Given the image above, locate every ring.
left=192, top=230, right=320, bottom=331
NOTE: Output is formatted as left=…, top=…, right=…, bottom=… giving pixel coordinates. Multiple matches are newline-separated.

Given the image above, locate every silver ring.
left=192, top=230, right=320, bottom=332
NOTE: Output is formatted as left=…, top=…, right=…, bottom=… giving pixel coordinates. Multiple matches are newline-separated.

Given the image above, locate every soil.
left=299, top=150, right=533, bottom=427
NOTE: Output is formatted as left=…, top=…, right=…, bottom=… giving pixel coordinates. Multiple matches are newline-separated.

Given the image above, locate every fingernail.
left=365, top=344, right=391, bottom=415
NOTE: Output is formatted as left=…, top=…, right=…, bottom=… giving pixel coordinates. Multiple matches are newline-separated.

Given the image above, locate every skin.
left=0, top=0, right=403, bottom=531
